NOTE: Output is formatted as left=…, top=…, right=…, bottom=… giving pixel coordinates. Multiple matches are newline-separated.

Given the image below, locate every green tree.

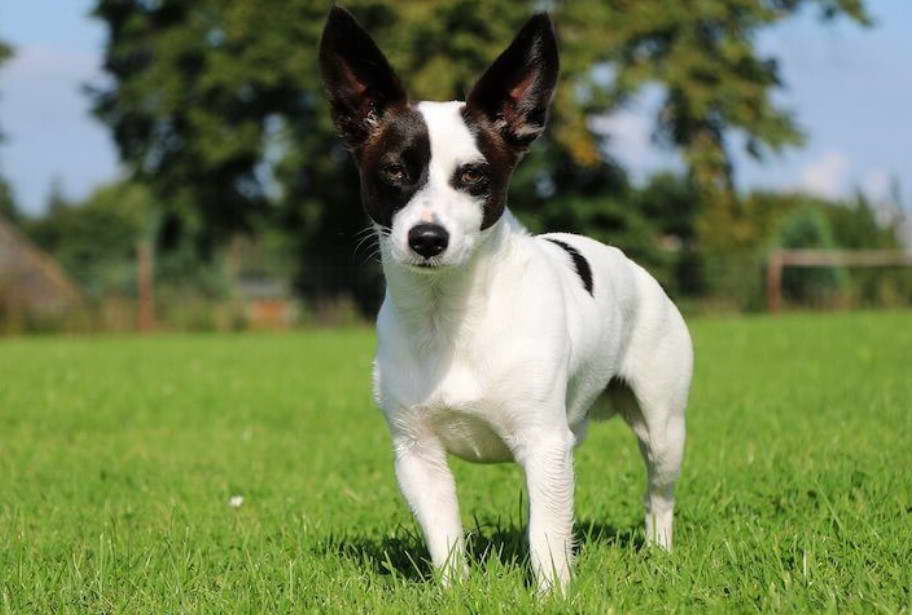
left=45, top=177, right=72, bottom=214
left=26, top=181, right=151, bottom=296
left=0, top=40, right=18, bottom=224
left=0, top=176, right=20, bottom=224
left=823, top=192, right=910, bottom=306
left=563, top=1, right=870, bottom=278
left=89, top=0, right=870, bottom=312
left=826, top=192, right=900, bottom=250
left=25, top=179, right=240, bottom=305
left=0, top=39, right=12, bottom=143
left=632, top=172, right=704, bottom=295
left=777, top=206, right=847, bottom=304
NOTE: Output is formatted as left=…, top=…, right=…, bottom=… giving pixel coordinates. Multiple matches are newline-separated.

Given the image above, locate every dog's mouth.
left=404, top=259, right=445, bottom=272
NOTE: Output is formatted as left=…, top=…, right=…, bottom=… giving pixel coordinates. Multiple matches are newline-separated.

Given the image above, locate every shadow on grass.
left=316, top=518, right=643, bottom=583
left=319, top=525, right=432, bottom=582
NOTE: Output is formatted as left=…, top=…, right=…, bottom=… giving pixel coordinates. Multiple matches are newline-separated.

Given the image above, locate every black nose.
left=408, top=223, right=449, bottom=259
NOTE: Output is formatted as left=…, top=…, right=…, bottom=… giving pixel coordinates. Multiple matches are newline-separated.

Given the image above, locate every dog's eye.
left=460, top=167, right=484, bottom=184
left=382, top=164, right=407, bottom=183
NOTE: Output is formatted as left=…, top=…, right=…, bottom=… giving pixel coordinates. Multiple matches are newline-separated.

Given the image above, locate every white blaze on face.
left=388, top=101, right=487, bottom=268
left=417, top=101, right=483, bottom=188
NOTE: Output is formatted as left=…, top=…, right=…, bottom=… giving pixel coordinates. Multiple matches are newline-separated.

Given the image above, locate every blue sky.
left=1, top=0, right=910, bottom=216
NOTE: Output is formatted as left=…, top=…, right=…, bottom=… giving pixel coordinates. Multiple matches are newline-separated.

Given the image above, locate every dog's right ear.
left=319, top=6, right=407, bottom=149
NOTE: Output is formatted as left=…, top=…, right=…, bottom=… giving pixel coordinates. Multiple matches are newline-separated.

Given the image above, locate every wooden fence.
left=766, top=249, right=912, bottom=313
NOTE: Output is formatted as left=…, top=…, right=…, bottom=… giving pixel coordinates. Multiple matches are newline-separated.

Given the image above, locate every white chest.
left=430, top=408, right=514, bottom=463
left=377, top=345, right=517, bottom=463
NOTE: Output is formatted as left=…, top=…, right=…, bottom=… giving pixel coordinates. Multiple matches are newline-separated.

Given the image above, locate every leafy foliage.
left=0, top=176, right=19, bottom=224
left=89, top=0, right=871, bottom=312
left=23, top=180, right=240, bottom=306
left=0, top=39, right=12, bottom=143
left=554, top=0, right=871, bottom=295
left=777, top=206, right=848, bottom=303
left=25, top=182, right=151, bottom=296
left=0, top=40, right=17, bottom=223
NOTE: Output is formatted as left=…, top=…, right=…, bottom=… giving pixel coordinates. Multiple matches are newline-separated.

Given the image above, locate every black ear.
left=466, top=14, right=559, bottom=151
left=319, top=6, right=407, bottom=148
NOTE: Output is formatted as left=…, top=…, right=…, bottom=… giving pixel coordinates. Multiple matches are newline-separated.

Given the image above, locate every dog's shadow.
left=317, top=518, right=643, bottom=582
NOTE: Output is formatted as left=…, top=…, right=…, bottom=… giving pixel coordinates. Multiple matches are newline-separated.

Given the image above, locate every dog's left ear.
left=319, top=6, right=407, bottom=149
left=466, top=14, right=559, bottom=152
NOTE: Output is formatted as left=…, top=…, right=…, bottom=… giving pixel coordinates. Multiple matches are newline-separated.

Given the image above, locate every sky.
left=1, top=0, right=910, bottom=216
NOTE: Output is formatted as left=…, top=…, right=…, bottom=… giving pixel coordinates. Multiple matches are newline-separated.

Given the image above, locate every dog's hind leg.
left=616, top=325, right=692, bottom=549
left=623, top=394, right=685, bottom=549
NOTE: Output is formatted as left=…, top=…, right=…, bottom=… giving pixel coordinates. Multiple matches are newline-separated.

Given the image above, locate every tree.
left=777, top=205, right=848, bottom=304
left=569, top=0, right=871, bottom=294
left=0, top=39, right=12, bottom=143
left=89, top=0, right=870, bottom=312
left=25, top=181, right=151, bottom=296
left=0, top=40, right=18, bottom=224
left=0, top=176, right=20, bottom=224
left=45, top=177, right=72, bottom=214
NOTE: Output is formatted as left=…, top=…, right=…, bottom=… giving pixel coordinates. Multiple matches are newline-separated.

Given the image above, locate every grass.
left=1, top=311, right=910, bottom=613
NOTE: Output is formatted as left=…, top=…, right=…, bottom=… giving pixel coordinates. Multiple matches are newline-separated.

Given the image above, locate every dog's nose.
left=408, top=223, right=449, bottom=259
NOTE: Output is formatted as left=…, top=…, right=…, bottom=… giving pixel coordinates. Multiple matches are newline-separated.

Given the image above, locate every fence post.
left=767, top=249, right=783, bottom=314
left=137, top=238, right=155, bottom=332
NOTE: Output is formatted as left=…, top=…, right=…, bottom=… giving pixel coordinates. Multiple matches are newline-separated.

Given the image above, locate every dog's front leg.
left=516, top=428, right=575, bottom=594
left=393, top=436, right=466, bottom=583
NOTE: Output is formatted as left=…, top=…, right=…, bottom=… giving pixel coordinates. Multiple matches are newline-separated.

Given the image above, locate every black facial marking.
left=320, top=9, right=561, bottom=236
left=358, top=106, right=431, bottom=229
left=545, top=238, right=594, bottom=296
left=461, top=106, right=517, bottom=229
left=450, top=162, right=490, bottom=197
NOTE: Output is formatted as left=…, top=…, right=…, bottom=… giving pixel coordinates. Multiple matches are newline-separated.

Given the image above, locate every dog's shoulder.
left=532, top=232, right=637, bottom=299
left=534, top=232, right=631, bottom=269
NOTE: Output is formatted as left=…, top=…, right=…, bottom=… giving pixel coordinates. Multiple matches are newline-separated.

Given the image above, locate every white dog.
left=319, top=7, right=693, bottom=592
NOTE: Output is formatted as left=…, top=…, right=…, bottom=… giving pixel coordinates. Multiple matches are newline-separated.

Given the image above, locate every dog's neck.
left=381, top=210, right=524, bottom=335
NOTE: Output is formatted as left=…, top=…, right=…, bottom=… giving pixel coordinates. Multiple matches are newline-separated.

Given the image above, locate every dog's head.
left=319, top=7, right=558, bottom=271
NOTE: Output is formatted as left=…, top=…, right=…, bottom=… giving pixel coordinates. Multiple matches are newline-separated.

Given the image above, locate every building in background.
left=0, top=215, right=82, bottom=327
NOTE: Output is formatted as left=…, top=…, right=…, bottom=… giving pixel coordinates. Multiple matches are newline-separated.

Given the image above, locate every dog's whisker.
left=353, top=233, right=378, bottom=257
left=358, top=244, right=384, bottom=265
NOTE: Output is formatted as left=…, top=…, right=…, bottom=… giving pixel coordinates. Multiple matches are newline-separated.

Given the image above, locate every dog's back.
left=524, top=231, right=692, bottom=434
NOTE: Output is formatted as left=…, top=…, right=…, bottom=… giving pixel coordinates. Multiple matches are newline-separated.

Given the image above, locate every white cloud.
left=798, top=151, right=849, bottom=199
left=587, top=84, right=682, bottom=183
left=590, top=110, right=653, bottom=167
left=861, top=169, right=892, bottom=203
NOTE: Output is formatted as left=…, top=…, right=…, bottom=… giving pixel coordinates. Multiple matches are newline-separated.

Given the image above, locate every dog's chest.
left=431, top=408, right=514, bottom=463
left=425, top=356, right=519, bottom=463
left=380, top=343, right=516, bottom=463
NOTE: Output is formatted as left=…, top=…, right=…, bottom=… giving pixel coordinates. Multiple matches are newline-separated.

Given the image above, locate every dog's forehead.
left=415, top=101, right=484, bottom=172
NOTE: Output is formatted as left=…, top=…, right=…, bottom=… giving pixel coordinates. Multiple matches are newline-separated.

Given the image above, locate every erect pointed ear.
left=466, top=14, right=559, bottom=152
left=319, top=6, right=407, bottom=148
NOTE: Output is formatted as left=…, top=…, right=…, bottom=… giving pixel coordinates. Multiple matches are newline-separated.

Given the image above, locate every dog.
left=319, top=7, right=693, bottom=593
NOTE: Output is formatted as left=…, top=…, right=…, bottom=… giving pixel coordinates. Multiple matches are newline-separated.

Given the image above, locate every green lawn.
left=1, top=312, right=910, bottom=613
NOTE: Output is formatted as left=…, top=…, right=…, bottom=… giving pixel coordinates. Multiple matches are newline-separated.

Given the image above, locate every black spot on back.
left=545, top=238, right=593, bottom=296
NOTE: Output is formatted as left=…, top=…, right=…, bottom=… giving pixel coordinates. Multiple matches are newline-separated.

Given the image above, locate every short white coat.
left=372, top=102, right=693, bottom=593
